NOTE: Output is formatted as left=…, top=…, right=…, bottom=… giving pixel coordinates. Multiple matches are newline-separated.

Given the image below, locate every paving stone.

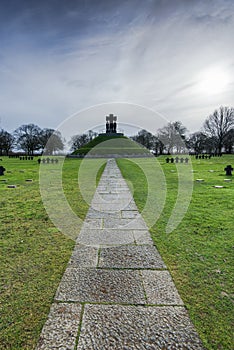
left=81, top=218, right=102, bottom=229
left=123, top=200, right=138, bottom=210
left=98, top=193, right=132, bottom=201
left=106, top=186, right=130, bottom=192
left=77, top=228, right=135, bottom=247
left=68, top=245, right=98, bottom=268
left=77, top=304, right=204, bottom=350
left=86, top=208, right=121, bottom=219
left=121, top=210, right=140, bottom=219
left=142, top=270, right=184, bottom=305
left=36, top=303, right=81, bottom=350
left=92, top=202, right=132, bottom=212
left=99, top=245, right=166, bottom=269
left=55, top=268, right=146, bottom=304
left=133, top=230, right=154, bottom=245
left=103, top=217, right=147, bottom=229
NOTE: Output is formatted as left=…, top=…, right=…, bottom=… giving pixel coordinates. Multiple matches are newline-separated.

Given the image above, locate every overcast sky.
left=0, top=0, right=234, bottom=136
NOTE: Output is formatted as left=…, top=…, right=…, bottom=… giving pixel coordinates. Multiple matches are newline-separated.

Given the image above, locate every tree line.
left=0, top=124, right=64, bottom=156
left=1, top=106, right=234, bottom=156
left=132, top=106, right=234, bottom=154
left=70, top=106, right=234, bottom=155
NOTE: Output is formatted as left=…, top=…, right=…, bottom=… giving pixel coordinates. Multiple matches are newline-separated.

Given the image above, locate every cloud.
left=0, top=0, right=234, bottom=135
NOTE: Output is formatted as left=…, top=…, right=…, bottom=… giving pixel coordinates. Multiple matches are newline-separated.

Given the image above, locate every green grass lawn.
left=0, top=155, right=233, bottom=349
left=0, top=156, right=103, bottom=349
left=117, top=155, right=234, bottom=350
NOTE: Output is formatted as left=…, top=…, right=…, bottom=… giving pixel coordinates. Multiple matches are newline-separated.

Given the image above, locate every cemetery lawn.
left=0, top=157, right=104, bottom=350
left=0, top=155, right=233, bottom=349
left=117, top=155, right=234, bottom=350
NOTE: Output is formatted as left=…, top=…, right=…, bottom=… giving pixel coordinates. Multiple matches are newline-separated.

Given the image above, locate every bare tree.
left=223, top=128, right=234, bottom=154
left=87, top=130, right=98, bottom=141
left=151, top=135, right=165, bottom=155
left=69, top=134, right=90, bottom=152
left=40, top=128, right=64, bottom=155
left=187, top=132, right=208, bottom=153
left=131, top=129, right=154, bottom=150
left=0, top=129, right=15, bottom=155
left=14, top=124, right=42, bottom=155
left=204, top=106, right=234, bottom=153
left=158, top=121, right=187, bottom=154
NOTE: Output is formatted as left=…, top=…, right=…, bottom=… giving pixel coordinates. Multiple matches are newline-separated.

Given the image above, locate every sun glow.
left=197, top=66, right=230, bottom=95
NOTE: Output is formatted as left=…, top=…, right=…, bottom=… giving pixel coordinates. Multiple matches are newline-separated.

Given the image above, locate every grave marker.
left=224, top=165, right=233, bottom=176
left=0, top=166, right=6, bottom=176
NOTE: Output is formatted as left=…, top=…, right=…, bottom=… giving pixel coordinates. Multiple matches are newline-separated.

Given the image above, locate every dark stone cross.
left=106, top=114, right=117, bottom=133
left=0, top=166, right=6, bottom=176
left=224, top=165, right=233, bottom=176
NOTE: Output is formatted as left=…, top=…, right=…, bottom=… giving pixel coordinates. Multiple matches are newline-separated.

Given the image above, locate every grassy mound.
left=72, top=135, right=152, bottom=157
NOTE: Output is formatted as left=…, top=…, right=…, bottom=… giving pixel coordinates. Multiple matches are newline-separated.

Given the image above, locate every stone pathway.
left=36, top=159, right=204, bottom=349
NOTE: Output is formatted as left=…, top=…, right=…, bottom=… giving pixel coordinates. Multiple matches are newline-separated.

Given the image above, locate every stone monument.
left=99, top=114, right=124, bottom=136
left=106, top=114, right=117, bottom=133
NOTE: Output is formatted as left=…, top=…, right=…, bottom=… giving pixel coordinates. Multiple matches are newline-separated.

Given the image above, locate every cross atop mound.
left=99, top=114, right=123, bottom=136
left=106, top=114, right=117, bottom=133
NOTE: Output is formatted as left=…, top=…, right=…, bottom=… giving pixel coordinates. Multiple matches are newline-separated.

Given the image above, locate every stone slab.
left=99, top=245, right=166, bottom=269
left=77, top=304, right=204, bottom=349
left=123, top=200, right=138, bottom=210
left=97, top=193, right=132, bottom=201
left=55, top=268, right=146, bottom=304
left=68, top=245, right=98, bottom=268
left=86, top=208, right=121, bottom=219
left=103, top=217, right=147, bottom=229
left=121, top=210, right=140, bottom=219
left=91, top=202, right=132, bottom=212
left=133, top=230, right=154, bottom=245
left=36, top=303, right=81, bottom=350
left=77, top=228, right=135, bottom=247
left=142, top=270, right=184, bottom=305
left=104, top=187, right=130, bottom=193
left=81, top=218, right=103, bottom=229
